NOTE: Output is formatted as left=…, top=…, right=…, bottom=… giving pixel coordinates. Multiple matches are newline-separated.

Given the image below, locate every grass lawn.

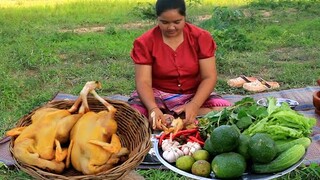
left=0, top=0, right=319, bottom=179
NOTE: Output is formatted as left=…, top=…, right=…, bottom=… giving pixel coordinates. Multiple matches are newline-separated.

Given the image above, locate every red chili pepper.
left=195, top=131, right=204, bottom=142
left=158, top=133, right=170, bottom=146
left=172, top=128, right=198, bottom=140
left=188, top=136, right=205, bottom=146
left=195, top=131, right=200, bottom=139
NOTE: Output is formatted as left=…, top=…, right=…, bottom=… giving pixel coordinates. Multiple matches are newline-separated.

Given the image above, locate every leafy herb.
left=198, top=97, right=268, bottom=135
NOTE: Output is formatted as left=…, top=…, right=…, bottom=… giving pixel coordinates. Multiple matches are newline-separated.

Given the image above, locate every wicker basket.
left=9, top=96, right=152, bottom=180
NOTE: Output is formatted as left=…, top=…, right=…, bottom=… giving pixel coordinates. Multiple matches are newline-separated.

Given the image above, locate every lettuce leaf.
left=243, top=97, right=316, bottom=140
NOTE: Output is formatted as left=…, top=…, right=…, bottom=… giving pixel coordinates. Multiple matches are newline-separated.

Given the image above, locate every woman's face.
left=157, top=9, right=185, bottom=38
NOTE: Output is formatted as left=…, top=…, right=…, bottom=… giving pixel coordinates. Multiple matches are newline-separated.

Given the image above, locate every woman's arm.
left=135, top=64, right=164, bottom=129
left=184, top=56, right=217, bottom=124
left=135, top=64, right=156, bottom=110
left=194, top=56, right=217, bottom=104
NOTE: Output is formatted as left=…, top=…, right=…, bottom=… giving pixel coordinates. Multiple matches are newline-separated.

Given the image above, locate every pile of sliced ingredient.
left=158, top=97, right=316, bottom=179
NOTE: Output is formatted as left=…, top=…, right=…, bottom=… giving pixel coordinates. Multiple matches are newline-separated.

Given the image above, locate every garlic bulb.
left=181, top=142, right=202, bottom=155
left=162, top=147, right=184, bottom=163
left=161, top=139, right=180, bottom=152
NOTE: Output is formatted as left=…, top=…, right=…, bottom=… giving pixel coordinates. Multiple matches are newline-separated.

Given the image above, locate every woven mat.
left=1, top=86, right=320, bottom=170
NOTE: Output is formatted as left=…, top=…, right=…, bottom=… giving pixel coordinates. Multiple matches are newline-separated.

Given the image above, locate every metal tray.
left=151, top=136, right=305, bottom=180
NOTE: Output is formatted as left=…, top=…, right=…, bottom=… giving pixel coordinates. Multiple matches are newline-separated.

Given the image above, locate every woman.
left=128, top=0, right=231, bottom=130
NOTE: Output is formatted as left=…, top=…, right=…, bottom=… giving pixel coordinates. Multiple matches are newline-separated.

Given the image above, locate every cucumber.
left=275, top=137, right=311, bottom=153
left=252, top=144, right=305, bottom=174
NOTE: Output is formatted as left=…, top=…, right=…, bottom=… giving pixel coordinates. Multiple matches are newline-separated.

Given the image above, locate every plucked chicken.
left=67, top=86, right=129, bottom=175
left=6, top=81, right=102, bottom=173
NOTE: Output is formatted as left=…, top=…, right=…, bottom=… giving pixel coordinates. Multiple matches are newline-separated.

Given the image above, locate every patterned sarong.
left=127, top=89, right=232, bottom=117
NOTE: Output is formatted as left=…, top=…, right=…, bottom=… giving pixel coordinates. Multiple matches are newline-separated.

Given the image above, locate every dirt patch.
left=59, top=26, right=105, bottom=33
left=261, top=10, right=272, bottom=17
left=196, top=15, right=212, bottom=21
left=286, top=8, right=298, bottom=13
left=121, top=21, right=155, bottom=29
left=59, top=15, right=211, bottom=34
left=256, top=10, right=273, bottom=18
left=58, top=53, right=68, bottom=60
left=59, top=21, right=154, bottom=34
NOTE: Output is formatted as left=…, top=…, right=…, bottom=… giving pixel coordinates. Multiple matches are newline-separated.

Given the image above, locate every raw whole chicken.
left=66, top=85, right=129, bottom=175
left=6, top=81, right=102, bottom=173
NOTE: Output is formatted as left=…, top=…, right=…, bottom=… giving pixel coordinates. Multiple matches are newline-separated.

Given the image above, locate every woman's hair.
left=155, top=0, right=186, bottom=17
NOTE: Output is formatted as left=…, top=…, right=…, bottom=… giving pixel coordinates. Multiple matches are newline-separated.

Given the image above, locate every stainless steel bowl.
left=257, top=98, right=299, bottom=109
left=151, top=136, right=305, bottom=180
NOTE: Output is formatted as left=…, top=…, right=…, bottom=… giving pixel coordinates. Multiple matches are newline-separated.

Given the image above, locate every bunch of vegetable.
left=199, top=96, right=316, bottom=176
left=243, top=97, right=316, bottom=140
left=157, top=128, right=204, bottom=163
left=203, top=126, right=312, bottom=177
left=198, top=97, right=268, bottom=136
left=158, top=128, right=205, bottom=146
left=198, top=97, right=316, bottom=140
left=159, top=96, right=317, bottom=177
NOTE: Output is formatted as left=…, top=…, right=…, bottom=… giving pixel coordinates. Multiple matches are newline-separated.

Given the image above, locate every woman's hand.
left=149, top=107, right=165, bottom=130
left=181, top=101, right=200, bottom=126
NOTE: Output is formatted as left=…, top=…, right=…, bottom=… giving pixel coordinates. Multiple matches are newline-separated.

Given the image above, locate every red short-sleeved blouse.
left=131, top=23, right=217, bottom=94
